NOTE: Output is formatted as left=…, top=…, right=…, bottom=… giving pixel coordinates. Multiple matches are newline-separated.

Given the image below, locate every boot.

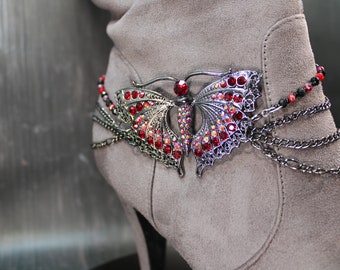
left=92, top=0, right=340, bottom=269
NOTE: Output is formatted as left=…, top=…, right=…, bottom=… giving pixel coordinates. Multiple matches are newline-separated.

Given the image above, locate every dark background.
left=0, top=1, right=339, bottom=269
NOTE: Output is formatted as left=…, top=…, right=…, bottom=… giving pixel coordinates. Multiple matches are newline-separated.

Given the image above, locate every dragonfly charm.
left=93, top=69, right=262, bottom=176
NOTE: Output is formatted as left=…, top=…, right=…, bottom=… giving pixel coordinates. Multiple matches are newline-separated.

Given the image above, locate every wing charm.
left=93, top=69, right=262, bottom=176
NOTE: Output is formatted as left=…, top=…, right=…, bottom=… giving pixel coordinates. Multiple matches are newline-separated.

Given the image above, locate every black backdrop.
left=0, top=1, right=339, bottom=269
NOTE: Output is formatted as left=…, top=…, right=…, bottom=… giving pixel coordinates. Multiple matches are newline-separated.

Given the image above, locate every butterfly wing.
left=192, top=70, right=262, bottom=176
left=115, top=88, right=184, bottom=175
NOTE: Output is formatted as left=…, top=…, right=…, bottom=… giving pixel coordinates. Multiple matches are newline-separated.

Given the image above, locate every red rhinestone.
left=233, top=95, right=243, bottom=103
left=124, top=91, right=131, bottom=100
left=202, top=143, right=211, bottom=151
left=155, top=141, right=162, bottom=149
left=174, top=80, right=188, bottom=96
left=136, top=103, right=144, bottom=111
left=233, top=112, right=243, bottom=121
left=316, top=73, right=325, bottom=81
left=227, top=123, right=236, bottom=132
left=132, top=90, right=139, bottom=99
left=237, top=76, right=247, bottom=85
left=139, top=92, right=145, bottom=98
left=220, top=80, right=227, bottom=88
left=224, top=92, right=233, bottom=101
left=98, top=87, right=106, bottom=94
left=173, top=151, right=182, bottom=159
left=228, top=77, right=236, bottom=86
left=211, top=137, right=220, bottom=146
left=305, top=83, right=313, bottom=92
left=163, top=145, right=171, bottom=154
left=147, top=136, right=154, bottom=145
left=219, top=131, right=228, bottom=140
left=288, top=94, right=296, bottom=103
left=138, top=130, right=146, bottom=139
left=129, top=106, right=137, bottom=115
left=194, top=149, right=203, bottom=157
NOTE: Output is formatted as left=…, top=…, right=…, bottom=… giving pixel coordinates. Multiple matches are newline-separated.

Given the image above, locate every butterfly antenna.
left=184, top=69, right=232, bottom=81
left=132, top=76, right=179, bottom=88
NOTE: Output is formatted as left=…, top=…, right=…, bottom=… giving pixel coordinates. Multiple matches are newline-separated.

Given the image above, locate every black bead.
left=101, top=91, right=107, bottom=97
left=105, top=99, right=113, bottom=106
left=296, top=87, right=306, bottom=97
left=321, top=70, right=326, bottom=76
left=310, top=77, right=320, bottom=86
left=97, top=80, right=104, bottom=85
left=279, top=98, right=289, bottom=108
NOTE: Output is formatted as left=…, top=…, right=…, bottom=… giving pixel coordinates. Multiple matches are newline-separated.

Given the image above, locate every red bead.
left=147, top=136, right=154, bottom=145
left=219, top=131, right=228, bottom=140
left=173, top=151, right=182, bottom=159
left=129, top=106, right=137, bottom=115
left=174, top=80, right=188, bottom=96
left=228, top=77, right=236, bottom=86
left=211, top=137, right=220, bottom=146
left=132, top=90, right=139, bottom=99
left=108, top=104, right=116, bottom=111
left=237, top=76, right=247, bottom=85
left=138, top=130, right=146, bottom=139
left=98, top=87, right=106, bottom=94
left=233, top=111, right=243, bottom=121
left=288, top=94, right=296, bottom=103
left=315, top=73, right=325, bottom=81
left=124, top=91, right=131, bottom=100
left=136, top=103, right=143, bottom=111
left=99, top=75, right=105, bottom=82
left=163, top=145, right=171, bottom=154
left=194, top=149, right=203, bottom=157
left=219, top=80, right=227, bottom=88
left=139, top=92, right=145, bottom=98
left=305, top=83, right=313, bottom=93
left=155, top=141, right=162, bottom=149
left=224, top=92, right=233, bottom=101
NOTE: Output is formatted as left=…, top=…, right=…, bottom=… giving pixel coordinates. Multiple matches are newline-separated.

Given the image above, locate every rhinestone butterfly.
left=93, top=69, right=262, bottom=176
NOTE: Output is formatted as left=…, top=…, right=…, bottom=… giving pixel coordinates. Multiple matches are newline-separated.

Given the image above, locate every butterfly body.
left=107, top=69, right=262, bottom=176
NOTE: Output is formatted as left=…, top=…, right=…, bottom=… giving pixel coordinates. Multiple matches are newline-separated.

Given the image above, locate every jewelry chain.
left=249, top=98, right=340, bottom=175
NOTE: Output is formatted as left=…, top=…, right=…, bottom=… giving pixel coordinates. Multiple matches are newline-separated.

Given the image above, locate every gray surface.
left=0, top=1, right=339, bottom=270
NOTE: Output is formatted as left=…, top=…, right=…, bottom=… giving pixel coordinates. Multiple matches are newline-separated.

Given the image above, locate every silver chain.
left=249, top=98, right=340, bottom=175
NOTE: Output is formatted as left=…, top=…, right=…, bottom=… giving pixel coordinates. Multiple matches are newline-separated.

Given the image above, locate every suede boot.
left=92, top=0, right=340, bottom=269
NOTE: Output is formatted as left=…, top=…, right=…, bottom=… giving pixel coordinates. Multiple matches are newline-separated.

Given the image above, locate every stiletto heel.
left=121, top=201, right=166, bottom=270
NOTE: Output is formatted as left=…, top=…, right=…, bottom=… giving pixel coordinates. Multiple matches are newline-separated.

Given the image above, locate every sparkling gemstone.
left=227, top=123, right=237, bottom=132
left=108, top=104, right=116, bottom=111
left=124, top=91, right=131, bottom=100
left=147, top=136, right=154, bottom=145
left=202, top=143, right=211, bottom=151
left=173, top=151, right=182, bottom=159
left=132, top=90, right=139, bottom=99
left=228, top=77, right=236, bottom=86
left=136, top=103, right=144, bottom=111
left=212, top=137, right=220, bottom=146
left=233, top=111, right=243, bottom=121
left=218, top=93, right=224, bottom=99
left=219, top=131, right=228, bottom=140
left=155, top=141, right=162, bottom=149
left=174, top=80, right=188, bottom=96
left=144, top=102, right=151, bottom=108
left=163, top=145, right=171, bottom=154
left=194, top=149, right=203, bottom=157
left=224, top=92, right=233, bottom=101
left=237, top=76, right=247, bottom=85
left=220, top=80, right=227, bottom=88
left=139, top=92, right=145, bottom=98
left=129, top=106, right=137, bottom=115
left=233, top=95, right=243, bottom=103
left=138, top=130, right=146, bottom=139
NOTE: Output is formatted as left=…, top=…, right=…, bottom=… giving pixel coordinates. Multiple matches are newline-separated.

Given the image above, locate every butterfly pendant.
left=93, top=69, right=262, bottom=176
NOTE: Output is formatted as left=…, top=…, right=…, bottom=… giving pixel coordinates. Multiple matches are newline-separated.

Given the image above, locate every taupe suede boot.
left=92, top=0, right=340, bottom=269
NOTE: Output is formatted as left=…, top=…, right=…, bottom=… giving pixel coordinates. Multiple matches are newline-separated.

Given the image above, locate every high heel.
left=120, top=200, right=166, bottom=270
